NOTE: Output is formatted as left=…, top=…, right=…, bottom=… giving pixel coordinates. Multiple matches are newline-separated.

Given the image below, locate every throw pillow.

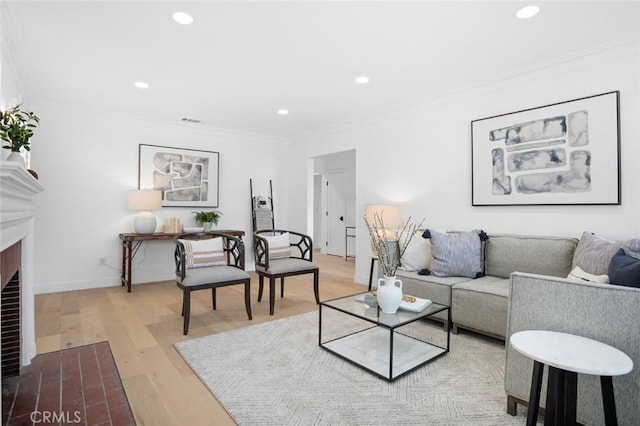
left=263, top=232, right=291, bottom=259
left=399, top=232, right=431, bottom=272
left=572, top=231, right=640, bottom=275
left=424, top=229, right=483, bottom=278
left=608, top=248, right=640, bottom=288
left=179, top=238, right=226, bottom=269
left=566, top=266, right=609, bottom=284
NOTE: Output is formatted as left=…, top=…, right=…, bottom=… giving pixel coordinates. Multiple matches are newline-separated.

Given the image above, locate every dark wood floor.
left=2, top=341, right=135, bottom=426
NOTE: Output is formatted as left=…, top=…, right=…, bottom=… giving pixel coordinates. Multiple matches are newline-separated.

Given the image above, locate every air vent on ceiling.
left=181, top=117, right=202, bottom=124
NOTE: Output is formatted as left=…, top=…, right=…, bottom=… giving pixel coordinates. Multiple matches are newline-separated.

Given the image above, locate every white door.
left=313, top=174, right=323, bottom=244
left=326, top=171, right=346, bottom=256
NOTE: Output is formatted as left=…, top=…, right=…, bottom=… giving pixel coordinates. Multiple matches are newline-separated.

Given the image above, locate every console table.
left=119, top=230, right=245, bottom=292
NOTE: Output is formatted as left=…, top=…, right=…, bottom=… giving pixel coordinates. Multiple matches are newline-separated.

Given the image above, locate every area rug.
left=175, top=311, right=535, bottom=425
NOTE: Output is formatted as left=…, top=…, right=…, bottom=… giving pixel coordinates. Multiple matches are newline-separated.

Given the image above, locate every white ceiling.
left=2, top=1, right=640, bottom=140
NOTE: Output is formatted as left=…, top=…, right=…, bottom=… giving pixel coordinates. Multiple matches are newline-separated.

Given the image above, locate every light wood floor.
left=34, top=252, right=362, bottom=425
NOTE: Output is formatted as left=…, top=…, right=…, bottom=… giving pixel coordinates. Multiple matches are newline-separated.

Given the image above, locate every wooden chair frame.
left=253, top=229, right=319, bottom=315
left=174, top=232, right=252, bottom=334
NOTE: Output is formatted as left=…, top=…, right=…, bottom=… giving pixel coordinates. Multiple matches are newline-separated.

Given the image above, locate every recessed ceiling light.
left=277, top=109, right=289, bottom=116
left=515, top=5, right=540, bottom=19
left=134, top=81, right=149, bottom=89
left=172, top=12, right=194, bottom=25
left=355, top=76, right=370, bottom=84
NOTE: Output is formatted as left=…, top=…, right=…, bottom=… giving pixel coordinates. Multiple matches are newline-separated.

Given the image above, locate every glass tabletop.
left=321, top=292, right=448, bottom=329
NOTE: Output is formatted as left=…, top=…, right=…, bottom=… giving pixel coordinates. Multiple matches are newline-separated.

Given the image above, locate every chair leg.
left=244, top=280, right=253, bottom=320
left=258, top=275, right=264, bottom=302
left=269, top=277, right=276, bottom=315
left=211, top=287, right=217, bottom=310
left=280, top=277, right=285, bottom=298
left=313, top=270, right=319, bottom=304
left=183, top=289, right=191, bottom=335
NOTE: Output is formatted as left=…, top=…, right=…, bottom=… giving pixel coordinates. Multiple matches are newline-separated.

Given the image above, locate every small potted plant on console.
left=193, top=210, right=223, bottom=232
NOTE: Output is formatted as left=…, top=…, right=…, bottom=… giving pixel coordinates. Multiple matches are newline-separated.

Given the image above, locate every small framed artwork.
left=138, top=144, right=219, bottom=207
left=471, top=91, right=620, bottom=206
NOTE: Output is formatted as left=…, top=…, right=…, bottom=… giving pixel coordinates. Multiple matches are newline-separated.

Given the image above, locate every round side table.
left=510, top=330, right=633, bottom=426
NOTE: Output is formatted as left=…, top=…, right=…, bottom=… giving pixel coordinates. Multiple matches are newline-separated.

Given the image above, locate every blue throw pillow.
left=608, top=248, right=640, bottom=288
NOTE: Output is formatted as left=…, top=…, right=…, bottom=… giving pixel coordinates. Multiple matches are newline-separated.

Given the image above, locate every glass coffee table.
left=319, top=292, right=450, bottom=382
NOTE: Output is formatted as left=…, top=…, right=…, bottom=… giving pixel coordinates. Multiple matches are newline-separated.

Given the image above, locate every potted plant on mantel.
left=0, top=103, right=40, bottom=167
left=193, top=210, right=223, bottom=232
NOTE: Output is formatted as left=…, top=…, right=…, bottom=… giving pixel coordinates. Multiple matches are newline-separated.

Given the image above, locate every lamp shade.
left=128, top=190, right=162, bottom=211
left=364, top=204, right=402, bottom=229
left=128, top=190, right=162, bottom=234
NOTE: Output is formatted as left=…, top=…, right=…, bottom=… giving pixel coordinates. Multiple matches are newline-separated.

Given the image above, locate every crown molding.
left=292, top=35, right=640, bottom=144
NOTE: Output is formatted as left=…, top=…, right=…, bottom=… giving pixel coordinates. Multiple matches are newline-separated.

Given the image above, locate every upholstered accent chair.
left=253, top=230, right=319, bottom=315
left=174, top=232, right=252, bottom=335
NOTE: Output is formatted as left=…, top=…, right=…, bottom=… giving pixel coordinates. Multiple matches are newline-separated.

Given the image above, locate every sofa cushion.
left=394, top=269, right=472, bottom=323
left=452, top=275, right=510, bottom=298
left=399, top=233, right=431, bottom=272
left=608, top=248, right=640, bottom=288
left=566, top=266, right=609, bottom=284
left=572, top=231, right=640, bottom=276
left=425, top=229, right=483, bottom=278
left=452, top=276, right=509, bottom=338
left=485, top=234, right=577, bottom=279
left=396, top=269, right=471, bottom=286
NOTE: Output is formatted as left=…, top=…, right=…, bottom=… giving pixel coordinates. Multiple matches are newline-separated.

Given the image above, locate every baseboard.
left=34, top=271, right=175, bottom=294
left=35, top=277, right=121, bottom=294
left=354, top=274, right=368, bottom=285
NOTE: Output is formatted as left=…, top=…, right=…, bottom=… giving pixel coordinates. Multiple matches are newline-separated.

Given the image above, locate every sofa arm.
left=505, top=272, right=640, bottom=425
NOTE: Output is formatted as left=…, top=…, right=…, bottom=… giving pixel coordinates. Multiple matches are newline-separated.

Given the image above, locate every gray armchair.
left=253, top=229, right=319, bottom=315
left=174, top=232, right=252, bottom=335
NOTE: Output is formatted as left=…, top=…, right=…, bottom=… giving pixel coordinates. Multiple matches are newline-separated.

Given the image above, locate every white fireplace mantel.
left=1, top=160, right=44, bottom=367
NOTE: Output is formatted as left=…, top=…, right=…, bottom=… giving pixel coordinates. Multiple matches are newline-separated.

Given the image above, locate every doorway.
left=326, top=170, right=346, bottom=256
left=311, top=150, right=356, bottom=257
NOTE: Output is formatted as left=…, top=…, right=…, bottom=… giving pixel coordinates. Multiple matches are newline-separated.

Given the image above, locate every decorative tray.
left=183, top=227, right=204, bottom=232
left=399, top=295, right=432, bottom=312
left=356, top=293, right=432, bottom=312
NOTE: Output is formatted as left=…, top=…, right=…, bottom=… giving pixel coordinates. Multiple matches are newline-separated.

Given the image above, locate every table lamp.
left=128, top=189, right=162, bottom=234
left=365, top=204, right=401, bottom=237
left=364, top=204, right=402, bottom=255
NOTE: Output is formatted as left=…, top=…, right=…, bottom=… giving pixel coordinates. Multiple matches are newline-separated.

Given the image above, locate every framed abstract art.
left=138, top=144, right=219, bottom=207
left=471, top=91, right=620, bottom=206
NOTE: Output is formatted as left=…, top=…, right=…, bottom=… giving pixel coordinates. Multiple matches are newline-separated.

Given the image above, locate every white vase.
left=202, top=222, right=213, bottom=232
left=6, top=151, right=25, bottom=166
left=376, top=275, right=403, bottom=314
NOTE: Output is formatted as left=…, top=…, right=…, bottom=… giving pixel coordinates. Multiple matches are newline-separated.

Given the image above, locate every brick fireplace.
left=0, top=162, right=44, bottom=377
left=1, top=241, right=21, bottom=377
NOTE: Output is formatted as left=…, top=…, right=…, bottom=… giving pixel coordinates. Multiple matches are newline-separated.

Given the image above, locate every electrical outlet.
left=99, top=257, right=107, bottom=265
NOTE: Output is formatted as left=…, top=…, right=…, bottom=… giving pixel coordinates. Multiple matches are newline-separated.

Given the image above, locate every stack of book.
left=163, top=217, right=182, bottom=233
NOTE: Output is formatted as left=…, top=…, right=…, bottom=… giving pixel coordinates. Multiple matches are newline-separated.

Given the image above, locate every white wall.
left=289, top=41, right=640, bottom=284
left=1, top=44, right=25, bottom=161
left=7, top=38, right=640, bottom=292
left=30, top=103, right=288, bottom=293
